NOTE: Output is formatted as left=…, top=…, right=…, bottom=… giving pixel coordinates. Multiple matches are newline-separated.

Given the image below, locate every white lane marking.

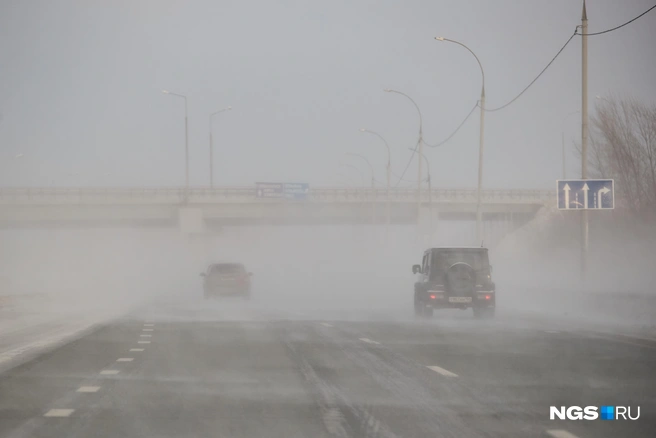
left=140, top=334, right=152, bottom=337
left=76, top=386, right=100, bottom=393
left=130, top=348, right=144, bottom=352
left=320, top=323, right=333, bottom=328
left=44, top=409, right=75, bottom=417
left=545, top=330, right=560, bottom=334
left=426, top=365, right=459, bottom=377
left=142, top=329, right=154, bottom=331
left=547, top=430, right=580, bottom=438
left=359, top=338, right=380, bottom=345
left=100, top=370, right=120, bottom=375
left=137, top=341, right=150, bottom=344
left=143, top=324, right=154, bottom=327
left=116, top=358, right=133, bottom=362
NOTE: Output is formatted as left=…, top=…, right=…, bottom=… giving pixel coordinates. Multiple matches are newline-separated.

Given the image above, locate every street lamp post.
left=384, top=89, right=424, bottom=229
left=409, top=147, right=433, bottom=241
left=435, top=37, right=486, bottom=245
left=360, top=129, right=392, bottom=233
left=345, top=153, right=376, bottom=224
left=209, top=106, right=232, bottom=188
left=162, top=90, right=189, bottom=191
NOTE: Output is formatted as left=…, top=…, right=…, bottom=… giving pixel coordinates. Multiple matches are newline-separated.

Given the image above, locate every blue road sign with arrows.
left=557, top=179, right=614, bottom=210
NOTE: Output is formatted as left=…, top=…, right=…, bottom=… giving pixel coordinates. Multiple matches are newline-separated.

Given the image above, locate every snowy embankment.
left=493, top=204, right=656, bottom=335
left=0, top=292, right=145, bottom=373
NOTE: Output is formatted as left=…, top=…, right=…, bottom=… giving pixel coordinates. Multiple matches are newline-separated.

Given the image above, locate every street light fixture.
left=435, top=36, right=486, bottom=245
left=162, top=89, right=189, bottom=191
left=209, top=106, right=232, bottom=188
left=360, top=128, right=392, bottom=233
left=384, top=89, right=424, bottom=229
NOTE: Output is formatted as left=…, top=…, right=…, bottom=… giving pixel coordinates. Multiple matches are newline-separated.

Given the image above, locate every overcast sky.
left=1, top=0, right=654, bottom=189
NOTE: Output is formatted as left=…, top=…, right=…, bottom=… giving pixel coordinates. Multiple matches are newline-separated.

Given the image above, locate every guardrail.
left=0, top=187, right=554, bottom=204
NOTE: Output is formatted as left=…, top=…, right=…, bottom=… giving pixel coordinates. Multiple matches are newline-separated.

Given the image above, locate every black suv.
left=413, top=247, right=495, bottom=319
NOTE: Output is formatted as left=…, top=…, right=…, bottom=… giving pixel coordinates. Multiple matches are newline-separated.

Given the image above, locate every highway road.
left=0, top=297, right=654, bottom=438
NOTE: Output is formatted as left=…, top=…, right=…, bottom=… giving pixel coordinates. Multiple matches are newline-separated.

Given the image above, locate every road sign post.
left=557, top=178, right=614, bottom=286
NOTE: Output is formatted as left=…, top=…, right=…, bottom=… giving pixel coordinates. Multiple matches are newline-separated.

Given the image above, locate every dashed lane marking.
left=44, top=409, right=74, bottom=417
left=426, top=365, right=459, bottom=377
left=100, top=370, right=120, bottom=375
left=359, top=338, right=380, bottom=345
left=130, top=348, right=144, bottom=352
left=116, top=358, right=133, bottom=362
left=76, top=386, right=100, bottom=393
left=138, top=341, right=150, bottom=344
left=140, top=334, right=152, bottom=337
left=142, top=329, right=154, bottom=331
left=546, top=430, right=580, bottom=438
left=143, top=324, right=154, bottom=327
left=320, top=323, right=333, bottom=328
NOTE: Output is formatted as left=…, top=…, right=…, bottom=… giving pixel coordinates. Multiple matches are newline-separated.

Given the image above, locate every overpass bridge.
left=0, top=186, right=553, bottom=230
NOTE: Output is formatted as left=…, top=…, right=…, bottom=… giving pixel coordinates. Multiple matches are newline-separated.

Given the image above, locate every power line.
left=483, top=4, right=655, bottom=112
left=579, top=4, right=656, bottom=36
left=424, top=102, right=478, bottom=148
left=393, top=102, right=478, bottom=185
left=485, top=31, right=577, bottom=113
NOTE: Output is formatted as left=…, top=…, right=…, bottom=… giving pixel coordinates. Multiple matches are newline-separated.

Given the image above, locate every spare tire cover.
left=446, top=262, right=475, bottom=296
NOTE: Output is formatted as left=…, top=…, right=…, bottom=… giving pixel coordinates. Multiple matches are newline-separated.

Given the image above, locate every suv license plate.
left=449, top=297, right=472, bottom=303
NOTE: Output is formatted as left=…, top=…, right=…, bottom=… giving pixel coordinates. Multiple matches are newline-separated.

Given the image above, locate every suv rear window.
left=211, top=264, right=244, bottom=274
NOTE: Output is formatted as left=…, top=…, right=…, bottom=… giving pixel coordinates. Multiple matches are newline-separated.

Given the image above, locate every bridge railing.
left=0, top=187, right=554, bottom=204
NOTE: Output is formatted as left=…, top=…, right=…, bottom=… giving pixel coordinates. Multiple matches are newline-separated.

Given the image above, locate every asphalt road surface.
left=0, top=297, right=655, bottom=438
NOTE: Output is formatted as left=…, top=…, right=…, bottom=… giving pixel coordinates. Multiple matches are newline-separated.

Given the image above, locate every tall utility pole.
left=581, top=0, right=589, bottom=279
